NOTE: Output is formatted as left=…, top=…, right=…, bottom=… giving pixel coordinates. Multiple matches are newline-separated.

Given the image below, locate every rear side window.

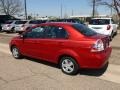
left=45, top=26, right=68, bottom=39
left=73, top=24, right=97, bottom=36
left=89, top=19, right=110, bottom=25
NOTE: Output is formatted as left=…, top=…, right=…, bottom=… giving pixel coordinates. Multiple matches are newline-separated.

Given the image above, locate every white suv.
left=88, top=18, right=118, bottom=40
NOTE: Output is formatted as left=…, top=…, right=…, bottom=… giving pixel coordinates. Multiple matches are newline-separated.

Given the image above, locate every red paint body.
left=10, top=23, right=112, bottom=69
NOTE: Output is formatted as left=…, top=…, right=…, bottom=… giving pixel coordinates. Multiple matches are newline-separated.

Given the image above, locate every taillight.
left=91, top=39, right=104, bottom=52
left=107, top=25, right=111, bottom=30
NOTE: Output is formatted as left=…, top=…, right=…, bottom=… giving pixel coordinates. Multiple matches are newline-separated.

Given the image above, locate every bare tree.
left=91, top=0, right=101, bottom=17
left=99, top=0, right=120, bottom=27
left=0, top=0, right=23, bottom=15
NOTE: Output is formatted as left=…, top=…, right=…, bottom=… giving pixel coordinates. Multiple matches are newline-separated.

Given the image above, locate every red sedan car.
left=10, top=22, right=112, bottom=75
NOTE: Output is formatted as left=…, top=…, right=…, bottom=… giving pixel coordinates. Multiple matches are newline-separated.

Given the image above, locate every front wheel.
left=60, top=56, right=79, bottom=75
left=11, top=46, right=22, bottom=59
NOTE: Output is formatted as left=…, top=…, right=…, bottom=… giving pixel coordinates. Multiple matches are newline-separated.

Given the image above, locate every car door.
left=21, top=25, right=68, bottom=62
left=21, top=26, right=46, bottom=59
left=38, top=25, right=69, bottom=63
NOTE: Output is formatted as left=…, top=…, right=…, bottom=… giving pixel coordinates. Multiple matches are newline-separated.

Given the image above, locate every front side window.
left=25, top=26, right=45, bottom=38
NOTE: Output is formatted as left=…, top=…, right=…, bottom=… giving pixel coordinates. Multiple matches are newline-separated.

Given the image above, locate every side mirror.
left=20, top=34, right=26, bottom=39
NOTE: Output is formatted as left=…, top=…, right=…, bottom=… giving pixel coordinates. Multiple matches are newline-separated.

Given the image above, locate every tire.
left=109, top=31, right=114, bottom=41
left=6, top=31, right=10, bottom=33
left=60, top=56, right=79, bottom=75
left=0, top=29, right=2, bottom=32
left=114, top=31, right=117, bottom=36
left=11, top=27, right=15, bottom=33
left=11, top=46, right=22, bottom=59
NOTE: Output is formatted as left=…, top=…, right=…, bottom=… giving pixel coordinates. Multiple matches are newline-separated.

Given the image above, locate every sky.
left=25, top=0, right=111, bottom=17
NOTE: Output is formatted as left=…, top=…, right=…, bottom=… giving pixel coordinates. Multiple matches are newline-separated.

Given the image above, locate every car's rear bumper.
left=80, top=47, right=112, bottom=69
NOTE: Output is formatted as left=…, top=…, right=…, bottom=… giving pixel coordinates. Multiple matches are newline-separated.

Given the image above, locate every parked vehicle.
left=88, top=18, right=118, bottom=40
left=23, top=20, right=47, bottom=31
left=0, top=15, right=19, bottom=32
left=10, top=22, right=112, bottom=75
left=2, top=20, right=17, bottom=33
left=15, top=20, right=28, bottom=33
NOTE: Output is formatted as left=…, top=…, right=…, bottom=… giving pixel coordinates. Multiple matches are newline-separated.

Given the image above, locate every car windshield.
left=5, top=21, right=13, bottom=24
left=73, top=24, right=97, bottom=36
left=89, top=19, right=110, bottom=25
left=15, top=21, right=27, bottom=24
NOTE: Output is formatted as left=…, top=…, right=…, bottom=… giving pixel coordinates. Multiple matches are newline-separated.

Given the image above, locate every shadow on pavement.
left=79, top=62, right=108, bottom=77
left=22, top=57, right=108, bottom=76
left=24, top=57, right=59, bottom=68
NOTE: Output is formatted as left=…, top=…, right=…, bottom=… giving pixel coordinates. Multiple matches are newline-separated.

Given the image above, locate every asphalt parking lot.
left=0, top=31, right=120, bottom=90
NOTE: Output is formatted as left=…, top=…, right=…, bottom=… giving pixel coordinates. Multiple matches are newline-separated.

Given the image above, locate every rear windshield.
left=89, top=19, right=110, bottom=25
left=73, top=24, right=97, bottom=36
left=15, top=21, right=27, bottom=24
left=5, top=21, right=13, bottom=24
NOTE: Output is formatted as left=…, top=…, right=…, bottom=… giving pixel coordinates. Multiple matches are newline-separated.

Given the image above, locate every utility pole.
left=110, top=0, right=114, bottom=17
left=24, top=0, right=27, bottom=20
left=61, top=3, right=63, bottom=18
left=92, top=0, right=96, bottom=17
left=72, top=9, right=74, bottom=16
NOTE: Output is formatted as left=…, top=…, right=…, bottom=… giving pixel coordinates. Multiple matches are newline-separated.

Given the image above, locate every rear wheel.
left=109, top=31, right=114, bottom=41
left=11, top=46, right=22, bottom=59
left=114, top=31, right=117, bottom=36
left=60, top=56, right=79, bottom=75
